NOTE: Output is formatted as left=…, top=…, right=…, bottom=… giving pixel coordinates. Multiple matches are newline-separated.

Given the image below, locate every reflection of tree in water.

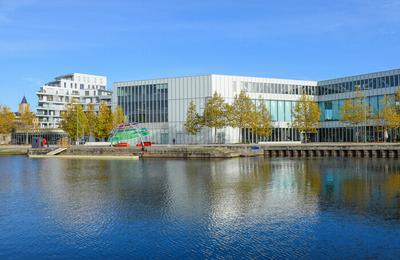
left=207, top=157, right=400, bottom=221
left=38, top=157, right=400, bottom=231
left=313, top=158, right=400, bottom=220
left=39, top=159, right=173, bottom=230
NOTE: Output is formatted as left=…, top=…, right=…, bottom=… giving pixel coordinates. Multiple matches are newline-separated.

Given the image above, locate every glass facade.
left=114, top=71, right=400, bottom=144
left=241, top=81, right=317, bottom=95
left=319, top=94, right=395, bottom=122
left=318, top=73, right=400, bottom=95
left=117, top=83, right=168, bottom=123
left=260, top=100, right=295, bottom=123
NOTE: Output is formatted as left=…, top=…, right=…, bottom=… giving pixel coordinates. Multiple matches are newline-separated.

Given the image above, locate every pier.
left=262, top=143, right=400, bottom=158
left=22, top=142, right=400, bottom=159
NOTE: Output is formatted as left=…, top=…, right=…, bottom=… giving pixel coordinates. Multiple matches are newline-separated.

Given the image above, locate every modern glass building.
left=113, top=68, right=400, bottom=144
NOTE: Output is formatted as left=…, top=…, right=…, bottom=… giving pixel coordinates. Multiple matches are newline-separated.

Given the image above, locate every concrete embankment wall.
left=27, top=143, right=400, bottom=159
left=28, top=145, right=242, bottom=159
left=0, top=146, right=29, bottom=155
left=263, top=143, right=400, bottom=158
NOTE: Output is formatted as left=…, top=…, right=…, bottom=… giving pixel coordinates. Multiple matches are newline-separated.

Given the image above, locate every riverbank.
left=0, top=145, right=30, bottom=155
left=28, top=145, right=245, bottom=159
left=7, top=142, right=400, bottom=159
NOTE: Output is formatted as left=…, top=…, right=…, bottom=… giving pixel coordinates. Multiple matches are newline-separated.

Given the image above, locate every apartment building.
left=36, top=73, right=112, bottom=128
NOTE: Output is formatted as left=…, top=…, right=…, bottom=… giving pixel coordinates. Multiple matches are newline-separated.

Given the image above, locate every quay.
left=0, top=145, right=30, bottom=155
left=262, top=143, right=400, bottom=158
left=21, top=142, right=400, bottom=159
left=27, top=145, right=242, bottom=159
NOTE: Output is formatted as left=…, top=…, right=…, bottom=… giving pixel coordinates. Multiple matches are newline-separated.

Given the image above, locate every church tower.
left=18, top=96, right=30, bottom=114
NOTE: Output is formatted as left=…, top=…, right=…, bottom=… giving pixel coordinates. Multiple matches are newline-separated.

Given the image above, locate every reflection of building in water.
left=161, top=158, right=321, bottom=227
left=315, top=159, right=400, bottom=218
left=37, top=158, right=400, bottom=236
left=37, top=159, right=119, bottom=234
left=206, top=159, right=321, bottom=225
left=39, top=159, right=177, bottom=233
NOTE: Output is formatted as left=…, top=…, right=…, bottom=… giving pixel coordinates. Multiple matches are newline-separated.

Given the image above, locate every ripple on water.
left=0, top=157, right=399, bottom=258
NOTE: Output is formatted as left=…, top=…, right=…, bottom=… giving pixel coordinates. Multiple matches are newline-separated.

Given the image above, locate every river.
left=0, top=156, right=399, bottom=258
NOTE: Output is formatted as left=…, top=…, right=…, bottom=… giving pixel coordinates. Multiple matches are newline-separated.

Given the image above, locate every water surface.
left=0, top=156, right=399, bottom=258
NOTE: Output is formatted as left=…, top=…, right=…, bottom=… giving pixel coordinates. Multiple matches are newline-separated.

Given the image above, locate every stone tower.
left=18, top=96, right=30, bottom=114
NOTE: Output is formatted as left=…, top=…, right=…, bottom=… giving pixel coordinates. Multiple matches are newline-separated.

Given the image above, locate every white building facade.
left=114, top=69, right=400, bottom=144
left=36, top=73, right=112, bottom=128
left=113, top=75, right=317, bottom=144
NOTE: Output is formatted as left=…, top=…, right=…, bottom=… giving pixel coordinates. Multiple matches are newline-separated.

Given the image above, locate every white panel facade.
left=37, top=73, right=111, bottom=129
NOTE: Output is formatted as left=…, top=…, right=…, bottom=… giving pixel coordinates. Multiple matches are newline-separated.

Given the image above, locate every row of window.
left=118, top=84, right=169, bottom=123
left=319, top=74, right=400, bottom=95
left=241, top=81, right=317, bottom=95
left=320, top=95, right=394, bottom=121
left=62, top=82, right=106, bottom=90
left=238, top=74, right=400, bottom=96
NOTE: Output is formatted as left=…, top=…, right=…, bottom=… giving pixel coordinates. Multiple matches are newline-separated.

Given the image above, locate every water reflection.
left=0, top=156, right=399, bottom=258
left=32, top=158, right=400, bottom=225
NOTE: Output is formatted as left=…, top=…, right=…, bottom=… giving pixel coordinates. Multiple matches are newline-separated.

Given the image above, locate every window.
left=324, top=101, right=333, bottom=121
left=117, top=83, right=168, bottom=123
left=277, top=101, right=285, bottom=122
left=270, top=101, right=277, bottom=121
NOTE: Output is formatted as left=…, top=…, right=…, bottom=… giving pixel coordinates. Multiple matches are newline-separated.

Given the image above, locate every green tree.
left=340, top=87, right=369, bottom=142
left=254, top=100, right=272, bottom=139
left=292, top=94, right=320, bottom=142
left=85, top=103, right=97, bottom=139
left=95, top=102, right=114, bottom=139
left=230, top=90, right=258, bottom=143
left=60, top=102, right=88, bottom=142
left=184, top=101, right=203, bottom=135
left=113, top=105, right=126, bottom=127
left=0, top=105, right=15, bottom=134
left=19, top=104, right=37, bottom=144
left=203, top=92, right=229, bottom=143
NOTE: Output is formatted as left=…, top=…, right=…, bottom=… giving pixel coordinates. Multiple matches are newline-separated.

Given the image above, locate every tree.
left=292, top=94, right=320, bottom=142
left=203, top=92, right=229, bottom=143
left=95, top=102, right=114, bottom=139
left=19, top=104, right=37, bottom=144
left=184, top=101, right=203, bottom=135
left=86, top=103, right=97, bottom=139
left=396, top=88, right=400, bottom=107
left=379, top=95, right=400, bottom=142
left=230, top=90, right=258, bottom=143
left=19, top=104, right=36, bottom=130
left=0, top=105, right=15, bottom=134
left=340, top=87, right=369, bottom=142
left=113, top=105, right=126, bottom=127
left=254, top=100, right=272, bottom=139
left=60, top=102, right=88, bottom=142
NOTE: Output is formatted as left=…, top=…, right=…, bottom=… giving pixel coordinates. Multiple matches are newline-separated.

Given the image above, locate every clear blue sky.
left=1, top=0, right=400, bottom=111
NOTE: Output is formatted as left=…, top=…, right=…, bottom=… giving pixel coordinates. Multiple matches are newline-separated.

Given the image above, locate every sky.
left=1, top=0, right=400, bottom=111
